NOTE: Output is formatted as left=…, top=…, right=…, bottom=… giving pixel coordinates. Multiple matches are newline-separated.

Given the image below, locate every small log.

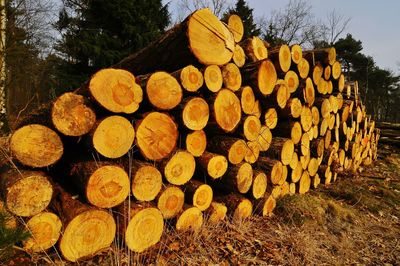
left=262, top=137, right=294, bottom=166
left=307, top=157, right=319, bottom=177
left=302, top=77, right=315, bottom=106
left=217, top=162, right=253, bottom=194
left=208, top=136, right=247, bottom=165
left=161, top=150, right=196, bottom=185
left=311, top=106, right=320, bottom=126
left=314, top=97, right=332, bottom=119
left=249, top=170, right=268, bottom=199
left=269, top=45, right=292, bottom=73
left=291, top=163, right=303, bottom=183
left=127, top=160, right=162, bottom=202
left=0, top=169, right=53, bottom=217
left=323, top=65, right=331, bottom=80
left=115, top=202, right=163, bottom=253
left=226, top=14, right=244, bottom=42
left=289, top=151, right=299, bottom=170
left=240, top=115, right=261, bottom=141
left=185, top=130, right=207, bottom=157
left=172, top=65, right=203, bottom=92
left=180, top=97, right=209, bottom=130
left=204, top=65, right=223, bottom=92
left=311, top=63, right=323, bottom=85
left=264, top=107, right=278, bottom=129
left=222, top=63, right=242, bottom=91
left=284, top=70, right=299, bottom=93
left=138, top=71, right=183, bottom=110
left=300, top=105, right=313, bottom=132
left=136, top=112, right=178, bottom=161
left=257, top=157, right=285, bottom=185
left=273, top=121, right=302, bottom=145
left=184, top=180, right=213, bottom=211
left=51, top=92, right=96, bottom=136
left=331, top=61, right=342, bottom=80
left=70, top=160, right=130, bottom=208
left=232, top=44, right=246, bottom=67
left=211, top=89, right=242, bottom=133
left=157, top=185, right=185, bottom=219
left=300, top=132, right=311, bottom=156
left=87, top=68, right=143, bottom=114
left=53, top=188, right=116, bottom=262
left=240, top=36, right=268, bottom=62
left=114, top=8, right=234, bottom=74
left=242, top=59, right=277, bottom=96
left=10, top=124, right=63, bottom=168
left=311, top=138, right=325, bottom=158
left=205, top=202, right=227, bottom=224
left=254, top=194, right=276, bottom=217
left=291, top=44, right=303, bottom=65
left=297, top=170, right=311, bottom=194
left=197, top=151, right=228, bottom=179
left=278, top=98, right=302, bottom=119
left=176, top=205, right=203, bottom=232
left=257, top=126, right=273, bottom=152
left=296, top=58, right=310, bottom=79
left=91, top=115, right=135, bottom=159
left=244, top=140, right=260, bottom=164
left=304, top=47, right=336, bottom=66
left=311, top=173, right=321, bottom=189
left=219, top=193, right=253, bottom=221
left=22, top=212, right=62, bottom=252
left=237, top=86, right=256, bottom=115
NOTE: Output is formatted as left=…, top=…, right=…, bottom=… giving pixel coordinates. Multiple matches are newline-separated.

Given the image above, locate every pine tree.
left=224, top=0, right=260, bottom=39
left=54, top=0, right=170, bottom=91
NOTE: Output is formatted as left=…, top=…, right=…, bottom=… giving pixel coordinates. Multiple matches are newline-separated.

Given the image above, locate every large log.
left=242, top=59, right=277, bottom=96
left=70, top=160, right=130, bottom=208
left=0, top=169, right=53, bottom=217
left=211, top=89, right=242, bottom=133
left=52, top=188, right=116, bottom=262
left=127, top=160, right=162, bottom=202
left=161, top=150, right=196, bottom=185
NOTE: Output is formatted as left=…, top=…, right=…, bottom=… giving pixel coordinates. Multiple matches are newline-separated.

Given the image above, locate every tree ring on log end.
left=233, top=199, right=252, bottom=221
left=146, top=72, right=182, bottom=110
left=214, top=89, right=241, bottom=132
left=193, top=184, right=213, bottom=211
left=132, top=165, right=162, bottom=202
left=157, top=186, right=184, bottom=219
left=164, top=151, right=195, bottom=185
left=176, top=207, right=203, bottom=232
left=258, top=60, right=277, bottom=96
left=183, top=97, right=209, bottom=130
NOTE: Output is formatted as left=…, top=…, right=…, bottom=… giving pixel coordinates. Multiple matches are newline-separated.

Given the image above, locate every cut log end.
left=186, top=130, right=207, bottom=157
left=93, top=116, right=135, bottom=159
left=204, top=65, right=223, bottom=92
left=182, top=97, right=209, bottom=130
left=207, top=154, right=229, bottom=179
left=233, top=198, right=253, bottom=221
left=214, top=89, right=242, bottom=132
left=261, top=195, right=276, bottom=217
left=241, top=86, right=256, bottom=115
left=87, top=165, right=130, bottom=208
left=281, top=139, right=295, bottom=166
left=60, top=209, right=116, bottom=262
left=258, top=60, right=277, bottom=96
left=179, top=65, right=204, bottom=92
left=164, top=151, right=195, bottom=185
left=278, top=44, right=292, bottom=72
left=291, top=44, right=302, bottom=65
left=257, top=126, right=272, bottom=152
left=89, top=68, right=143, bottom=114
left=176, top=206, right=203, bottom=232
left=125, top=207, right=164, bottom=253
left=132, top=165, right=162, bottom=202
left=228, top=139, right=247, bottom=164
left=252, top=171, right=267, bottom=199
left=136, top=112, right=178, bottom=161
left=23, top=212, right=62, bottom=252
left=243, top=115, right=261, bottom=141
left=285, top=70, right=299, bottom=93
left=10, top=124, right=63, bottom=168
left=222, top=63, right=242, bottom=91
left=157, top=186, right=185, bottom=219
left=297, top=58, right=310, bottom=79
left=192, top=184, right=213, bottom=211
left=206, top=202, right=227, bottom=224
left=52, top=92, right=96, bottom=136
left=146, top=72, right=183, bottom=110
left=264, top=108, right=278, bottom=129
left=227, top=14, right=244, bottom=42
left=233, top=44, right=246, bottom=67
left=236, top=162, right=253, bottom=193
left=245, top=140, right=260, bottom=164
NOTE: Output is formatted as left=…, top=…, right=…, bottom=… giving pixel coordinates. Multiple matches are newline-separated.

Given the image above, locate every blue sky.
left=166, top=0, right=400, bottom=74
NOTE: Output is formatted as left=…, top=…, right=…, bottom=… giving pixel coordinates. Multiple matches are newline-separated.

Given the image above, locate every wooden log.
left=281, top=181, right=290, bottom=197
left=331, top=61, right=342, bottom=80
left=302, top=77, right=315, bottom=107
left=291, top=162, right=303, bottom=183
left=115, top=202, right=163, bottom=253
left=257, top=126, right=273, bottom=152
left=314, top=97, right=332, bottom=119
left=249, top=170, right=268, bottom=199
left=304, top=47, right=336, bottom=66
left=290, top=44, right=302, bottom=65
left=22, top=212, right=62, bottom=252
left=240, top=36, right=268, bottom=62
left=300, top=131, right=311, bottom=156
left=242, top=59, right=277, bottom=96
left=310, top=173, right=321, bottom=189
left=219, top=193, right=253, bottom=221
left=180, top=97, right=209, bottom=130
left=311, top=138, right=325, bottom=158
left=51, top=92, right=97, bottom=136
left=161, top=150, right=196, bottom=185
left=52, top=188, right=116, bottom=262
left=297, top=170, right=311, bottom=194
left=0, top=201, right=17, bottom=228
left=284, top=70, right=299, bottom=93
left=185, top=130, right=207, bottom=157
left=296, top=57, right=310, bottom=79
left=257, top=157, right=285, bottom=185
left=244, top=140, right=260, bottom=164
left=307, top=157, right=319, bottom=177
left=237, top=86, right=256, bottom=115
left=0, top=169, right=53, bottom=217
left=70, top=160, right=130, bottom=208
left=211, top=89, right=242, bottom=133
left=270, top=79, right=289, bottom=109
left=208, top=136, right=247, bottom=165
left=217, top=162, right=253, bottom=194
left=233, top=44, right=246, bottom=67
left=176, top=205, right=203, bottom=232
left=311, top=106, right=320, bottom=126
left=137, top=71, right=183, bottom=110
left=254, top=194, right=276, bottom=217
left=337, top=73, right=345, bottom=92
left=240, top=115, right=261, bottom=141
left=203, top=65, right=223, bottom=92
left=300, top=105, right=313, bottom=132
left=269, top=45, right=292, bottom=73
left=184, top=180, right=213, bottom=211
left=278, top=98, right=302, bottom=119
left=289, top=151, right=299, bottom=170
left=222, top=63, right=242, bottom=91
left=90, top=115, right=135, bottom=159
left=262, top=137, right=294, bottom=166
left=250, top=99, right=262, bottom=118
left=323, top=65, right=331, bottom=80
left=197, top=151, right=228, bottom=179
left=87, top=68, right=143, bottom=114
left=157, top=185, right=185, bottom=219
left=172, top=65, right=203, bottom=92
left=136, top=112, right=178, bottom=161
left=273, top=121, right=302, bottom=145
left=311, top=62, right=323, bottom=85
left=205, top=202, right=227, bottom=224
left=10, top=124, right=63, bottom=168
left=264, top=107, right=278, bottom=129
left=226, top=14, right=244, bottom=43
left=114, top=8, right=234, bottom=74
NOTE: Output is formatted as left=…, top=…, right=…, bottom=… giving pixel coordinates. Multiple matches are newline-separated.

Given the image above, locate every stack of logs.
left=0, top=8, right=380, bottom=262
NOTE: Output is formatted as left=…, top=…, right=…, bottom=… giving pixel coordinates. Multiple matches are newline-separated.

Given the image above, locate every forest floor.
left=3, top=144, right=400, bottom=266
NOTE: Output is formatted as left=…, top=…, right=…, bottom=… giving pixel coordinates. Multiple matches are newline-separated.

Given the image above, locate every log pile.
left=0, top=8, right=380, bottom=262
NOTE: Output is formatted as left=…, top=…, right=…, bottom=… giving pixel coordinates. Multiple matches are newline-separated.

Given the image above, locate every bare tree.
left=323, top=9, right=351, bottom=45
left=177, top=0, right=232, bottom=21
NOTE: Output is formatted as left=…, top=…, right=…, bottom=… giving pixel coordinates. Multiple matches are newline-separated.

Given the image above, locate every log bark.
left=207, top=136, right=247, bottom=165
left=114, top=8, right=234, bottom=74
left=241, top=59, right=277, bottom=96
left=216, top=193, right=253, bottom=221
left=197, top=151, right=228, bottom=179
left=184, top=179, right=213, bottom=211
left=171, top=65, right=204, bottom=92
left=240, top=37, right=268, bottom=62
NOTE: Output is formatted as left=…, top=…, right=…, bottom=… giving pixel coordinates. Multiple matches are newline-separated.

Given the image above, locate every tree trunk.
left=207, top=136, right=247, bottom=165
left=196, top=151, right=228, bottom=179
left=184, top=179, right=213, bottom=211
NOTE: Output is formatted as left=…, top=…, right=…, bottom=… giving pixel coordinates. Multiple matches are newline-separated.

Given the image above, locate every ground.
left=3, top=144, right=400, bottom=265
